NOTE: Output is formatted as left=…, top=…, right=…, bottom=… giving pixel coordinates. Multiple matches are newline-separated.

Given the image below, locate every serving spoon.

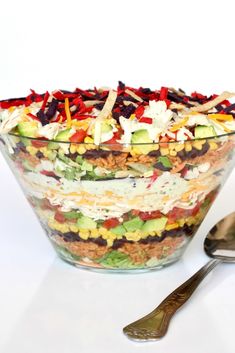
left=123, top=211, right=235, bottom=341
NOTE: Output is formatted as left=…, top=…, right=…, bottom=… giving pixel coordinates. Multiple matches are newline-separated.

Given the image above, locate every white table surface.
left=0, top=152, right=235, bottom=353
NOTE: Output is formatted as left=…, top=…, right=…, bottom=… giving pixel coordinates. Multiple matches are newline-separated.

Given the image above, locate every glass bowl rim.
left=6, top=131, right=235, bottom=146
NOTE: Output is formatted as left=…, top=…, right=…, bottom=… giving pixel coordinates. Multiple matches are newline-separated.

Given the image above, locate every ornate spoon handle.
left=123, top=259, right=220, bottom=341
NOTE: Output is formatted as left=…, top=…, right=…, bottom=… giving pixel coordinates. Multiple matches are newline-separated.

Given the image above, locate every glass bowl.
left=0, top=132, right=235, bottom=272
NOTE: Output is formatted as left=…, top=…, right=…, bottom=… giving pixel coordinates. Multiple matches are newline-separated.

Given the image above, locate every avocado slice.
left=55, top=129, right=72, bottom=142
left=18, top=121, right=38, bottom=138
left=194, top=126, right=216, bottom=139
left=123, top=217, right=144, bottom=232
left=131, top=129, right=153, bottom=154
left=141, top=217, right=168, bottom=233
left=110, top=225, right=126, bottom=236
left=77, top=216, right=97, bottom=229
left=63, top=211, right=81, bottom=220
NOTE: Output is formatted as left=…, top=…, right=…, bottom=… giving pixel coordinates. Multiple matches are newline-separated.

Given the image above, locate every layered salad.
left=0, top=83, right=235, bottom=270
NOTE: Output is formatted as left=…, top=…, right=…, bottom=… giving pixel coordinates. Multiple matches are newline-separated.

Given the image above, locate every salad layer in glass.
left=0, top=83, right=235, bottom=271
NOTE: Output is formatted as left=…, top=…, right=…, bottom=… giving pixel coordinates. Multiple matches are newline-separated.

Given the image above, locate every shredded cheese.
left=208, top=114, right=233, bottom=122
left=170, top=117, right=189, bottom=132
left=94, top=90, right=117, bottom=145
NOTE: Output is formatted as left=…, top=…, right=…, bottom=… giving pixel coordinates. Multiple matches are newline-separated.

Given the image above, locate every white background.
left=0, top=1, right=235, bottom=352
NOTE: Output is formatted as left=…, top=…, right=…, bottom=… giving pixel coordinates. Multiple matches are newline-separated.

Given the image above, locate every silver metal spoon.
left=123, top=211, right=235, bottom=341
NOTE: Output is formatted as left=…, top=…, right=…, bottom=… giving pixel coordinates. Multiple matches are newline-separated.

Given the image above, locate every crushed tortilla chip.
left=94, top=90, right=117, bottom=145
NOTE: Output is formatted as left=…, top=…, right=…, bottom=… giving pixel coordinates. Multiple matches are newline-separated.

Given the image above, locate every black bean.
left=36, top=151, right=44, bottom=159
left=83, top=149, right=111, bottom=159
left=37, top=110, right=49, bottom=126
left=148, top=150, right=161, bottom=157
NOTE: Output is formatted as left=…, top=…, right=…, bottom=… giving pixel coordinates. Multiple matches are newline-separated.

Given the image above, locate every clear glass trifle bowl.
left=0, top=85, right=235, bottom=271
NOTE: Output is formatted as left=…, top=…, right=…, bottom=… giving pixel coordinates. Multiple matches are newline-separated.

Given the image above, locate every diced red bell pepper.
left=135, top=105, right=145, bottom=119
left=159, top=87, right=168, bottom=100
left=54, top=211, right=66, bottom=223
left=69, top=129, right=87, bottom=143
left=72, top=114, right=95, bottom=120
left=32, top=140, right=48, bottom=148
left=138, top=117, right=152, bottom=124
left=103, top=218, right=120, bottom=229
left=41, top=91, right=49, bottom=112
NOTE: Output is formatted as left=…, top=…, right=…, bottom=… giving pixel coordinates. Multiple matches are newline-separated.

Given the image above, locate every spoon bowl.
left=123, top=211, right=235, bottom=341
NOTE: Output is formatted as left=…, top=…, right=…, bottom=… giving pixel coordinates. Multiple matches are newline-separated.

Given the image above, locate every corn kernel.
left=90, top=229, right=99, bottom=238
left=193, top=141, right=203, bottom=150
left=169, top=150, right=177, bottom=156
left=84, top=137, right=94, bottom=144
left=107, top=239, right=114, bottom=247
left=209, top=141, right=218, bottom=150
left=70, top=144, right=77, bottom=154
left=77, top=146, right=87, bottom=154
left=79, top=230, right=90, bottom=240
left=185, top=142, right=192, bottom=152
left=175, top=143, right=184, bottom=152
left=26, top=146, right=38, bottom=156
left=166, top=223, right=179, bottom=231
left=70, top=225, right=79, bottom=233
left=160, top=147, right=169, bottom=156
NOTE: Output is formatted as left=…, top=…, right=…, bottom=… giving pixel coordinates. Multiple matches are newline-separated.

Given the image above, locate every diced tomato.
left=167, top=203, right=202, bottom=221
left=54, top=211, right=66, bottom=223
left=138, top=117, right=152, bottom=124
left=138, top=210, right=162, bottom=221
left=104, top=130, right=122, bottom=150
left=31, top=140, right=48, bottom=148
left=131, top=210, right=140, bottom=216
left=103, top=218, right=120, bottom=229
left=69, top=129, right=87, bottom=143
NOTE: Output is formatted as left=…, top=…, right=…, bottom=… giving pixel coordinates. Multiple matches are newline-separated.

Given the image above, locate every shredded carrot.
left=65, top=98, right=72, bottom=128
